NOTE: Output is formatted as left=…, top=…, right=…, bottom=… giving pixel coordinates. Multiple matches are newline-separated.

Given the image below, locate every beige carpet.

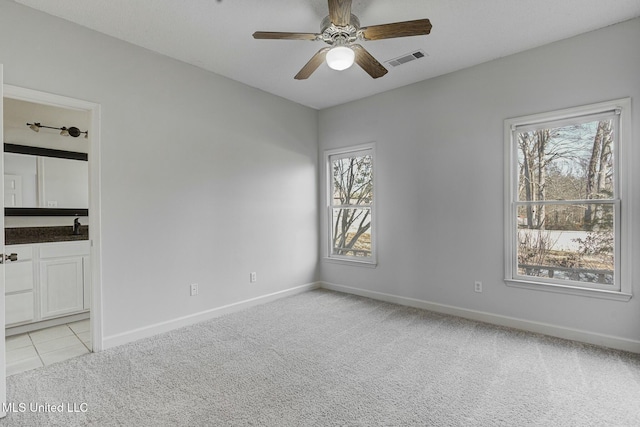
left=2, top=289, right=640, bottom=426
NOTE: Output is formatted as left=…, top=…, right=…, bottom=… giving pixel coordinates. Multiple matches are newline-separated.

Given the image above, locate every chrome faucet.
left=73, top=218, right=81, bottom=235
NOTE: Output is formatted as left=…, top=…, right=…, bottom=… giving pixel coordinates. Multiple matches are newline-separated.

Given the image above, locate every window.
left=326, top=144, right=375, bottom=264
left=504, top=99, right=631, bottom=299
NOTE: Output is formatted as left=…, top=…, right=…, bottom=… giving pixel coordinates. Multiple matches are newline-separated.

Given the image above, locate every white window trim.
left=323, top=142, right=377, bottom=267
left=503, top=98, right=632, bottom=301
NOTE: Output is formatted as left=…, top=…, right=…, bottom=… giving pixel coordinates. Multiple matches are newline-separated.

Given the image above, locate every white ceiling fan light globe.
left=326, top=46, right=355, bottom=71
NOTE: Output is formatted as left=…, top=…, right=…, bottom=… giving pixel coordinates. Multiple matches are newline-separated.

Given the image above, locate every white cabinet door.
left=5, top=245, right=34, bottom=293
left=5, top=292, right=34, bottom=325
left=5, top=261, right=34, bottom=293
left=40, top=257, right=84, bottom=319
left=5, top=236, right=35, bottom=328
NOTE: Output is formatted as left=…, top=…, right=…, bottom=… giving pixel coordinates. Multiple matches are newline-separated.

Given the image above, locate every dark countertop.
left=5, top=226, right=89, bottom=245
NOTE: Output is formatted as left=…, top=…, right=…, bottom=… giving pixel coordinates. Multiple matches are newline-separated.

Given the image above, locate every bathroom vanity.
left=4, top=229, right=90, bottom=329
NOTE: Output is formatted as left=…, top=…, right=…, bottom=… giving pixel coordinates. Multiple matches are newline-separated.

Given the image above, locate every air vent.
left=386, top=50, right=427, bottom=67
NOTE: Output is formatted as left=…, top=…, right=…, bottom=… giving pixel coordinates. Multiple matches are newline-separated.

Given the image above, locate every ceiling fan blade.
left=253, top=31, right=319, bottom=40
left=295, top=47, right=331, bottom=80
left=328, top=0, right=352, bottom=26
left=351, top=44, right=388, bottom=79
left=361, top=19, right=432, bottom=40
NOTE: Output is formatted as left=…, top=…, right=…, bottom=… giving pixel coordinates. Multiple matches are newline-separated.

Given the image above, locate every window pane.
left=332, top=154, right=373, bottom=205
left=516, top=203, right=614, bottom=284
left=331, top=208, right=371, bottom=258
left=517, top=119, right=614, bottom=201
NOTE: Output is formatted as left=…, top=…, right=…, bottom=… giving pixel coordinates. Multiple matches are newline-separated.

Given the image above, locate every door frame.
left=3, top=84, right=103, bottom=352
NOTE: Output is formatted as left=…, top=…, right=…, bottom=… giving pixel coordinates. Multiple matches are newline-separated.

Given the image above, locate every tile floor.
left=5, top=320, right=91, bottom=376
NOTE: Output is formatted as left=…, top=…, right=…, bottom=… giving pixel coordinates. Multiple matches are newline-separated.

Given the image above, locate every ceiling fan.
left=253, top=0, right=432, bottom=80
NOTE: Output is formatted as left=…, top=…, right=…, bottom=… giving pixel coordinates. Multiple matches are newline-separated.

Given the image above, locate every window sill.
left=323, top=257, right=378, bottom=268
left=505, top=279, right=632, bottom=301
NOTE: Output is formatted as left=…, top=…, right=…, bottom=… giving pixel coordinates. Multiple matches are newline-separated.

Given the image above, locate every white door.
left=0, top=64, right=7, bottom=418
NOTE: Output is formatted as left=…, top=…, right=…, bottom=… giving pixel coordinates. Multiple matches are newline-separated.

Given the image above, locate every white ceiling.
left=13, top=0, right=640, bottom=110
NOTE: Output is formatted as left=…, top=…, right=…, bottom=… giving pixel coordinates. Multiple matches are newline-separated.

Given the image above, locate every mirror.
left=4, top=144, right=88, bottom=216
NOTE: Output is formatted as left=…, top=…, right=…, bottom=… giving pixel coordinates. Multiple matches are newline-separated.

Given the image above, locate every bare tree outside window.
left=330, top=152, right=373, bottom=259
left=515, top=118, right=616, bottom=285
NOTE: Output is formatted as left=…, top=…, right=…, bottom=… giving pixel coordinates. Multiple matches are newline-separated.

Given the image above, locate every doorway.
left=2, top=85, right=102, bottom=376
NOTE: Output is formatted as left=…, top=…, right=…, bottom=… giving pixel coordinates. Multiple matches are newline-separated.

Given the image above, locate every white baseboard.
left=102, top=282, right=321, bottom=349
left=320, top=281, right=640, bottom=354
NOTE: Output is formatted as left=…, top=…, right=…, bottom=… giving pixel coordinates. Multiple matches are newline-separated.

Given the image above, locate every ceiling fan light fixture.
left=326, top=46, right=355, bottom=71
left=253, top=0, right=431, bottom=79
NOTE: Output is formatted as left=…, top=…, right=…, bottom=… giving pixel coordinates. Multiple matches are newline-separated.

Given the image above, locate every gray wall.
left=0, top=1, right=319, bottom=340
left=319, top=18, right=640, bottom=343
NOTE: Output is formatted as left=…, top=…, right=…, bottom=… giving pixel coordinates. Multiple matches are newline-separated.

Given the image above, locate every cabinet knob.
left=1, top=253, right=18, bottom=263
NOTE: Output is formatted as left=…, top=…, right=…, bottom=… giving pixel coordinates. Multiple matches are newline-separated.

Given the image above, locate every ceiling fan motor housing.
left=320, top=14, right=361, bottom=46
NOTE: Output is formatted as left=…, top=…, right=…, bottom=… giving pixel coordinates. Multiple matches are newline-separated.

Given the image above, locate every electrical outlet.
left=474, top=281, right=482, bottom=293
left=250, top=272, right=257, bottom=283
left=190, top=283, right=198, bottom=296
